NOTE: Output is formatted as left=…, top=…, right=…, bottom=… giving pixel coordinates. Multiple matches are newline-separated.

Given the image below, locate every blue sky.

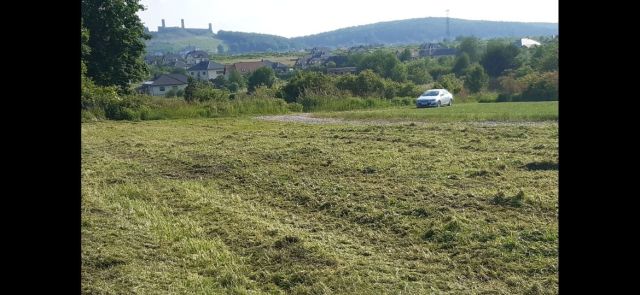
left=138, top=0, right=558, bottom=38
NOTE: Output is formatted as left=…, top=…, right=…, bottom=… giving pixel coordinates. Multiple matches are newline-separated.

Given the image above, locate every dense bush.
left=518, top=71, right=558, bottom=101
left=497, top=73, right=526, bottom=96
left=248, top=67, right=276, bottom=92
left=481, top=41, right=520, bottom=77
left=428, top=66, right=451, bottom=81
left=280, top=71, right=337, bottom=103
left=164, top=88, right=177, bottom=98
left=287, top=102, right=304, bottom=112
left=353, top=70, right=386, bottom=97
left=250, top=86, right=280, bottom=99
left=82, top=95, right=293, bottom=122
left=383, top=80, right=421, bottom=99
left=434, top=74, right=464, bottom=95
left=463, top=63, right=489, bottom=93
left=407, top=60, right=434, bottom=85
left=495, top=71, right=557, bottom=102
left=472, top=92, right=500, bottom=103
left=193, top=87, right=230, bottom=102
left=358, top=50, right=407, bottom=82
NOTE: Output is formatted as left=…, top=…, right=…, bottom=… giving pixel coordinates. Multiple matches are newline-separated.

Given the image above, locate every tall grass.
left=299, top=96, right=415, bottom=112
left=82, top=97, right=294, bottom=121
left=146, top=98, right=293, bottom=120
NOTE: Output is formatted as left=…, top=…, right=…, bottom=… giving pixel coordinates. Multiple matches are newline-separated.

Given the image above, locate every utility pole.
left=446, top=9, right=450, bottom=40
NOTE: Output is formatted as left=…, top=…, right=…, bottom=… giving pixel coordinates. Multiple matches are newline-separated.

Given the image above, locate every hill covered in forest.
left=145, top=17, right=558, bottom=54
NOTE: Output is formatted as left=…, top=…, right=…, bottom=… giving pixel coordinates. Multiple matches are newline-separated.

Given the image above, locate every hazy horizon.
left=138, top=0, right=558, bottom=38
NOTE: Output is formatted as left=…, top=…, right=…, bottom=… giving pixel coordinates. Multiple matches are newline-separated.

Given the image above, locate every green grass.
left=82, top=116, right=558, bottom=294
left=299, top=96, right=415, bottom=112
left=313, top=101, right=558, bottom=122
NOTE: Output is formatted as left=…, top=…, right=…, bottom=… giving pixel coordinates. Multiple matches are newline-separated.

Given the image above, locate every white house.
left=141, top=74, right=188, bottom=96
left=185, top=50, right=209, bottom=66
left=517, top=38, right=542, bottom=48
left=187, top=60, right=226, bottom=81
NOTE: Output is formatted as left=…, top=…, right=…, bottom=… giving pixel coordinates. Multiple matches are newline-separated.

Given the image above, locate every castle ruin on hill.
left=156, top=19, right=213, bottom=35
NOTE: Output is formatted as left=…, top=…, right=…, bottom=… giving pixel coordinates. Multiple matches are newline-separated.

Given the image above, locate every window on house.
left=191, top=72, right=195, bottom=75
left=160, top=86, right=165, bottom=91
left=203, top=71, right=206, bottom=75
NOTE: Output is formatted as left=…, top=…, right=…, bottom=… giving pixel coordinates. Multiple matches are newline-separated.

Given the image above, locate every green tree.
left=335, top=74, right=357, bottom=95
left=481, top=41, right=520, bottom=77
left=281, top=71, right=335, bottom=103
left=532, top=41, right=558, bottom=72
left=228, top=82, right=239, bottom=93
left=452, top=53, right=471, bottom=76
left=406, top=60, right=433, bottom=85
left=248, top=67, right=276, bottom=92
left=184, top=77, right=197, bottom=102
left=429, top=66, right=451, bottom=81
left=463, top=63, right=489, bottom=93
left=228, top=69, right=246, bottom=88
left=399, top=48, right=412, bottom=62
left=211, top=75, right=229, bottom=89
left=165, top=88, right=177, bottom=98
left=519, top=71, right=558, bottom=101
left=81, top=22, right=91, bottom=71
left=457, top=37, right=482, bottom=63
left=346, top=53, right=366, bottom=67
left=82, top=0, right=150, bottom=92
left=358, top=50, right=404, bottom=82
left=434, top=74, right=464, bottom=95
left=390, top=63, right=408, bottom=82
left=193, top=87, right=230, bottom=102
left=354, top=70, right=385, bottom=97
left=148, top=64, right=171, bottom=78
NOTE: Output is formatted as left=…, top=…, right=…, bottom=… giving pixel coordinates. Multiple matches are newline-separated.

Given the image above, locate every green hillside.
left=145, top=17, right=558, bottom=54
left=292, top=17, right=557, bottom=47
left=146, top=29, right=225, bottom=53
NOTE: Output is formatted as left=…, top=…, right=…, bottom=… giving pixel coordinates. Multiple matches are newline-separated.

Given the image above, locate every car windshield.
left=423, top=91, right=440, bottom=96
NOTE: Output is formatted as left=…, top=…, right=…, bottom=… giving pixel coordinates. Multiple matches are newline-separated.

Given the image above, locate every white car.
left=416, top=89, right=453, bottom=108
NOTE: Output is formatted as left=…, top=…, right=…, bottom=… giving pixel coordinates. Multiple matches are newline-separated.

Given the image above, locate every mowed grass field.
left=314, top=101, right=558, bottom=122
left=82, top=103, right=558, bottom=294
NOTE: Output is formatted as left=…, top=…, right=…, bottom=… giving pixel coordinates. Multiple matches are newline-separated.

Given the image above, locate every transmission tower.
left=446, top=9, right=450, bottom=40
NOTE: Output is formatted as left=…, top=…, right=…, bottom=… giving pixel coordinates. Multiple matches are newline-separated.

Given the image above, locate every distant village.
left=139, top=42, right=466, bottom=96
left=140, top=19, right=541, bottom=97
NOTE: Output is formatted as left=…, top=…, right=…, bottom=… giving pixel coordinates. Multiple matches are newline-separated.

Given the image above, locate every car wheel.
left=448, top=99, right=453, bottom=106
left=437, top=101, right=441, bottom=107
